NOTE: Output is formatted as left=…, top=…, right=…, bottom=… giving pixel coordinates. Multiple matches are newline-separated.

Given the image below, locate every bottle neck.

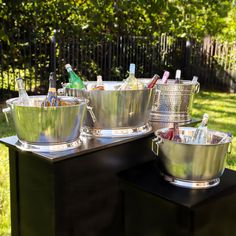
left=16, top=80, right=25, bottom=90
left=66, top=67, right=73, bottom=73
left=48, top=77, right=57, bottom=94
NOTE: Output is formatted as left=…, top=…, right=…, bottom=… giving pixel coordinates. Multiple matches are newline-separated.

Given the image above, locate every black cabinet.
left=1, top=134, right=155, bottom=236
left=119, top=161, right=236, bottom=236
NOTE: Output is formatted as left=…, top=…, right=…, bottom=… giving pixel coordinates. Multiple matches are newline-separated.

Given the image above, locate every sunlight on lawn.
left=192, top=91, right=236, bottom=170
left=0, top=144, right=11, bottom=236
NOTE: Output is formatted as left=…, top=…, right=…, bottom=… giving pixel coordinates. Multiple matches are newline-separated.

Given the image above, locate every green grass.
left=192, top=91, right=236, bottom=169
left=0, top=91, right=236, bottom=234
left=0, top=106, right=14, bottom=235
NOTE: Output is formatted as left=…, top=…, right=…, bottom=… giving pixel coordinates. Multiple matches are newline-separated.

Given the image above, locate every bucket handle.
left=194, top=82, right=200, bottom=94
left=87, top=106, right=97, bottom=123
left=152, top=136, right=163, bottom=156
left=2, top=107, right=11, bottom=124
left=227, top=142, right=232, bottom=154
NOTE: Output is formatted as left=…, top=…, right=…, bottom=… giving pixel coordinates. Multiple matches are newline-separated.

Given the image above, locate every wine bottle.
left=147, top=74, right=160, bottom=89
left=16, top=78, right=31, bottom=106
left=159, top=128, right=174, bottom=140
left=174, top=69, right=181, bottom=84
left=119, top=63, right=144, bottom=90
left=192, top=76, right=198, bottom=83
left=93, top=75, right=105, bottom=90
left=172, top=122, right=182, bottom=142
left=65, top=64, right=85, bottom=89
left=42, top=72, right=60, bottom=107
left=161, top=71, right=170, bottom=84
left=192, top=113, right=209, bottom=144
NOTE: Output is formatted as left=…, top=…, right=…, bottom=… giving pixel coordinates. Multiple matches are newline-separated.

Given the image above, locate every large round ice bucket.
left=150, top=80, right=200, bottom=127
left=65, top=81, right=159, bottom=137
left=152, top=127, right=232, bottom=189
left=3, top=95, right=87, bottom=152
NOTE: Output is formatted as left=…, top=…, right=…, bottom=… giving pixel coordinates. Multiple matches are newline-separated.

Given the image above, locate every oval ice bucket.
left=150, top=80, right=199, bottom=125
left=65, top=81, right=159, bottom=137
left=152, top=127, right=232, bottom=189
left=3, top=95, right=87, bottom=151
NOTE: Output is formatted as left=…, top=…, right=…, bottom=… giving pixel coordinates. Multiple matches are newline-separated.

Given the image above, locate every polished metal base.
left=81, top=123, right=152, bottom=138
left=15, top=139, right=82, bottom=152
left=162, top=173, right=220, bottom=189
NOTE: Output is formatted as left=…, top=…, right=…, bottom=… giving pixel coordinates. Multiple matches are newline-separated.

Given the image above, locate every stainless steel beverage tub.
left=152, top=127, right=232, bottom=189
left=150, top=80, right=200, bottom=127
left=3, top=95, right=87, bottom=152
left=65, top=81, right=160, bottom=137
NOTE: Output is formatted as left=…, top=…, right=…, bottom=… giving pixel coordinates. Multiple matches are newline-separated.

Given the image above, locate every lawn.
left=0, top=90, right=235, bottom=235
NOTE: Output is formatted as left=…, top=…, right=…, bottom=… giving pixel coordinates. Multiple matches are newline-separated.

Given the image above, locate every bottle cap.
left=65, top=64, right=72, bottom=70
left=129, top=63, right=135, bottom=74
left=175, top=70, right=181, bottom=79
left=192, top=76, right=198, bottom=82
left=97, top=75, right=102, bottom=82
left=16, top=77, right=23, bottom=81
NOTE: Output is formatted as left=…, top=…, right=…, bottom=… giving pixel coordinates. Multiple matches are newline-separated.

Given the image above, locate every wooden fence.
left=0, top=33, right=235, bottom=100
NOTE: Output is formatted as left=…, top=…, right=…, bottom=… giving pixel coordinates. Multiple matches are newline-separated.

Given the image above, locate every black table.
left=119, top=161, right=236, bottom=236
left=0, top=132, right=156, bottom=236
left=0, top=119, right=200, bottom=236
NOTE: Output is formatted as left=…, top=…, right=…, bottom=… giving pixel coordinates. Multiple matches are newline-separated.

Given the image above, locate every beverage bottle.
left=159, top=128, right=174, bottom=140
left=65, top=64, right=85, bottom=89
left=174, top=69, right=181, bottom=84
left=218, top=133, right=232, bottom=144
left=42, top=72, right=60, bottom=107
left=93, top=75, right=105, bottom=90
left=147, top=74, right=160, bottom=89
left=172, top=122, right=182, bottom=142
left=119, top=63, right=144, bottom=90
left=161, top=71, right=170, bottom=84
left=192, top=76, right=198, bottom=83
left=192, top=113, right=209, bottom=144
left=16, top=78, right=31, bottom=106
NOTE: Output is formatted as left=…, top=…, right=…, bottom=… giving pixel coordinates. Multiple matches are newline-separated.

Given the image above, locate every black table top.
left=0, top=119, right=200, bottom=162
left=0, top=132, right=154, bottom=162
left=118, top=161, right=236, bottom=208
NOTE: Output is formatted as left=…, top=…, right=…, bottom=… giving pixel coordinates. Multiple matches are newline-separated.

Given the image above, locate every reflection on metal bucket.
left=65, top=81, right=159, bottom=137
left=150, top=80, right=200, bottom=124
left=3, top=95, right=87, bottom=152
left=152, top=127, right=232, bottom=189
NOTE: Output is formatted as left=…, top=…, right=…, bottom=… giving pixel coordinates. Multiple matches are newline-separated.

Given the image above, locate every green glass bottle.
left=65, top=64, right=85, bottom=89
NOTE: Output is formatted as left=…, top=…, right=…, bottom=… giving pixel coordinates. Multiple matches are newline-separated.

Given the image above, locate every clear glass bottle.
left=161, top=71, right=170, bottom=84
left=172, top=122, right=182, bottom=142
left=93, top=75, right=105, bottom=90
left=16, top=78, right=31, bottom=106
left=65, top=64, right=85, bottom=89
left=147, top=74, right=160, bottom=89
left=192, top=113, right=209, bottom=144
left=42, top=72, right=60, bottom=107
left=119, top=63, right=144, bottom=90
left=192, top=76, right=198, bottom=83
left=174, top=69, right=181, bottom=84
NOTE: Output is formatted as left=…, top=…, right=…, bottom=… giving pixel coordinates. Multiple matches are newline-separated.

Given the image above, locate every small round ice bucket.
left=152, top=127, right=232, bottom=189
left=65, top=81, right=159, bottom=137
left=150, top=80, right=200, bottom=127
left=3, top=95, right=87, bottom=152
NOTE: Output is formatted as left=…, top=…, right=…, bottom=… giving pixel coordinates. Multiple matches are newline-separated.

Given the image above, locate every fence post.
left=50, top=30, right=57, bottom=75
left=185, top=39, right=192, bottom=80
